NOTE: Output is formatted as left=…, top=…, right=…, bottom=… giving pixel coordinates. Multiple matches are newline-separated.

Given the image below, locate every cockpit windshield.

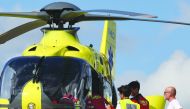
left=0, top=56, right=88, bottom=103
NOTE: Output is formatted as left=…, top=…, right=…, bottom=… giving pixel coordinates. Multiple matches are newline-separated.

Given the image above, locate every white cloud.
left=115, top=50, right=190, bottom=108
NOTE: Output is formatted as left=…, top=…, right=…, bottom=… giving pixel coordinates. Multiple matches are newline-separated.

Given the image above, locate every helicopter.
left=0, top=2, right=190, bottom=109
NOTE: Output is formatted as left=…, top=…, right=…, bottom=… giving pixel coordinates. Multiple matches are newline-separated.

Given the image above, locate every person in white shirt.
left=164, top=86, right=183, bottom=109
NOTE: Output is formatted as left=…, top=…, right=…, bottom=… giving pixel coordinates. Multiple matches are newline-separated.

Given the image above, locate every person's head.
left=128, top=80, right=140, bottom=96
left=164, top=86, right=176, bottom=102
left=118, top=85, right=131, bottom=99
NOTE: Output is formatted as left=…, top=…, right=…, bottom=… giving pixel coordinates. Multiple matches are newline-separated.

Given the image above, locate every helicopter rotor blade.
left=82, top=9, right=157, bottom=18
left=60, top=9, right=157, bottom=23
left=74, top=14, right=129, bottom=21
left=60, top=12, right=130, bottom=24
left=0, top=12, right=49, bottom=20
left=0, top=20, right=47, bottom=44
left=125, top=17, right=190, bottom=25
left=60, top=11, right=87, bottom=20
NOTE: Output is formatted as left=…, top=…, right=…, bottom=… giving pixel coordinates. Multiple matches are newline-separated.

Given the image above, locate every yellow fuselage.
left=23, top=29, right=111, bottom=78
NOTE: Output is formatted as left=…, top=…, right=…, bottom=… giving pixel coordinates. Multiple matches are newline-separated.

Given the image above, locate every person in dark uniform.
left=128, top=81, right=149, bottom=109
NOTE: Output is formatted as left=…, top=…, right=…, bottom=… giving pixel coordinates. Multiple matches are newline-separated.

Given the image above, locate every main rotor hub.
left=40, top=2, right=80, bottom=11
left=40, top=2, right=81, bottom=27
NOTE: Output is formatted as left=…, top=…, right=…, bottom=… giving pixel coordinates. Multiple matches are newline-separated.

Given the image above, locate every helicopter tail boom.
left=100, top=20, right=116, bottom=78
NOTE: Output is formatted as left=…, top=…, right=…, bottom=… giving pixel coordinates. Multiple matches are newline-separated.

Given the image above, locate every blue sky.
left=1, top=0, right=190, bottom=108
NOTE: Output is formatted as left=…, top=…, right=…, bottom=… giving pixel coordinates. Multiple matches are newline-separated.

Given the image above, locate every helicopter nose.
left=21, top=80, right=42, bottom=109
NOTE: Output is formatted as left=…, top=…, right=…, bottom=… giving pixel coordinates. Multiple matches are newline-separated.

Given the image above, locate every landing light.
left=28, top=103, right=36, bottom=109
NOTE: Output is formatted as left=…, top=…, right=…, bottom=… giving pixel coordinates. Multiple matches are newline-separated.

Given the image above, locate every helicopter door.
left=76, top=65, right=92, bottom=108
left=91, top=69, right=103, bottom=96
left=83, top=65, right=92, bottom=98
left=111, top=85, right=117, bottom=107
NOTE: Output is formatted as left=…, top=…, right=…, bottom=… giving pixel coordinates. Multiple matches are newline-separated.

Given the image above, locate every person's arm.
left=103, top=97, right=115, bottom=109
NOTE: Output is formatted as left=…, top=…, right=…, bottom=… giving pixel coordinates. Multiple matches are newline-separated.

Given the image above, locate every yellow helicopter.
left=0, top=2, right=190, bottom=109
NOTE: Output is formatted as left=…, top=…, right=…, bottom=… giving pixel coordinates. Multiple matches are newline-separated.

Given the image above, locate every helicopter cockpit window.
left=100, top=57, right=103, bottom=65
left=0, top=57, right=37, bottom=100
left=103, top=79, right=113, bottom=103
left=40, top=63, right=80, bottom=101
left=84, top=65, right=92, bottom=90
left=0, top=66, right=15, bottom=99
left=74, top=64, right=92, bottom=107
left=83, top=65, right=92, bottom=97
left=0, top=56, right=88, bottom=104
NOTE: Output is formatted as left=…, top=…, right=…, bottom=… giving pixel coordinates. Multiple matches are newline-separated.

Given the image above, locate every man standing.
left=116, top=85, right=140, bottom=109
left=128, top=81, right=149, bottom=109
left=164, top=86, right=183, bottom=109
